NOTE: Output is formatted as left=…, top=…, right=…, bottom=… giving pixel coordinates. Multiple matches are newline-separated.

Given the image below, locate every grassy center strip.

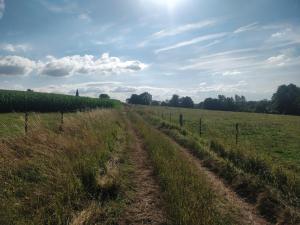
left=128, top=111, right=232, bottom=225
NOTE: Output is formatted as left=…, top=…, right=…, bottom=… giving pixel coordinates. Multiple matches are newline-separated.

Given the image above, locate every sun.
left=143, top=0, right=182, bottom=11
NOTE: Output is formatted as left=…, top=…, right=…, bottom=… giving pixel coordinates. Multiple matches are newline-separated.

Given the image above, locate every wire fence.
left=0, top=110, right=88, bottom=142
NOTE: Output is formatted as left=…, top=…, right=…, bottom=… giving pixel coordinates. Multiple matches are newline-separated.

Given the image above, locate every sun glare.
left=144, top=0, right=182, bottom=11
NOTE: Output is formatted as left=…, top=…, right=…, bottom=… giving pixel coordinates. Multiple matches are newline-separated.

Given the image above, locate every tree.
left=127, top=92, right=152, bottom=105
left=151, top=100, right=161, bottom=106
left=99, top=94, right=110, bottom=99
left=179, top=96, right=194, bottom=108
left=255, top=100, right=271, bottom=113
left=272, top=84, right=300, bottom=115
left=169, top=94, right=180, bottom=107
left=75, top=89, right=79, bottom=97
left=140, top=92, right=152, bottom=105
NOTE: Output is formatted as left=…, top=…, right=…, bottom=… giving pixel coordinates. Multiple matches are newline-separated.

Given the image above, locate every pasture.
left=0, top=106, right=299, bottom=224
left=138, top=106, right=300, bottom=174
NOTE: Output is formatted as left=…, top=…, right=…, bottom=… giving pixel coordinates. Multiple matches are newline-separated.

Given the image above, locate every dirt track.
left=118, top=120, right=168, bottom=225
left=160, top=130, right=269, bottom=225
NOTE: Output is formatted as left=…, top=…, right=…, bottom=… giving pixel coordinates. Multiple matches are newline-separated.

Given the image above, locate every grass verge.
left=0, top=110, right=130, bottom=225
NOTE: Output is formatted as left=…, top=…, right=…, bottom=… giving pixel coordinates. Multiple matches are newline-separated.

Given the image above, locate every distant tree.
left=127, top=92, right=152, bottom=105
left=151, top=100, right=161, bottom=106
left=99, top=94, right=110, bottom=99
left=169, top=94, right=180, bottom=107
left=127, top=94, right=139, bottom=104
left=179, top=96, right=194, bottom=108
left=161, top=101, right=169, bottom=106
left=255, top=100, right=272, bottom=113
left=203, top=98, right=219, bottom=110
left=140, top=92, right=152, bottom=105
left=27, top=89, right=34, bottom=92
left=272, top=84, right=300, bottom=115
left=75, top=89, right=79, bottom=97
left=197, top=101, right=204, bottom=109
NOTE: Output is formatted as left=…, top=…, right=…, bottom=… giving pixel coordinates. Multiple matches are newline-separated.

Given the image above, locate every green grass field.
left=0, top=107, right=299, bottom=224
left=2, top=107, right=299, bottom=172
left=0, top=112, right=73, bottom=138
left=137, top=106, right=300, bottom=174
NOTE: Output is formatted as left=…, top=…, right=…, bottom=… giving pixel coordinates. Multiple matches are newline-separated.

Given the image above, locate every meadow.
left=0, top=106, right=299, bottom=224
left=134, top=106, right=300, bottom=223
left=137, top=106, right=300, bottom=174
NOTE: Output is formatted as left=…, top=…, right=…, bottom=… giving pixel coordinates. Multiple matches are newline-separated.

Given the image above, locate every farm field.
left=134, top=106, right=300, bottom=224
left=136, top=106, right=300, bottom=174
left=0, top=107, right=299, bottom=225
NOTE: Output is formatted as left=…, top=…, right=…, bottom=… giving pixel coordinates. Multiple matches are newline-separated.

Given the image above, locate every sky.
left=0, top=0, right=300, bottom=102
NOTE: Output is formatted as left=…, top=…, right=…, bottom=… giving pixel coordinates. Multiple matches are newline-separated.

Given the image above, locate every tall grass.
left=128, top=111, right=232, bottom=225
left=0, top=110, right=127, bottom=225
left=136, top=109, right=300, bottom=224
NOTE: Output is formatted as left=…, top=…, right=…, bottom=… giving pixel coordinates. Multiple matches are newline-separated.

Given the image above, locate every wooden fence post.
left=179, top=114, right=183, bottom=127
left=24, top=112, right=28, bottom=134
left=235, top=123, right=239, bottom=145
left=59, top=111, right=64, bottom=132
left=199, top=118, right=202, bottom=137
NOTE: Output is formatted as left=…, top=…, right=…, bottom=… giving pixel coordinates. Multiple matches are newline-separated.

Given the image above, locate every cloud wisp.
left=0, top=53, right=147, bottom=76
left=139, top=19, right=217, bottom=47
left=154, top=22, right=262, bottom=54
left=234, top=22, right=259, bottom=34
left=155, top=32, right=227, bottom=54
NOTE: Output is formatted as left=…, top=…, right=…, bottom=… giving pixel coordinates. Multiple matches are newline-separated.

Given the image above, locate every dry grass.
left=0, top=110, right=128, bottom=225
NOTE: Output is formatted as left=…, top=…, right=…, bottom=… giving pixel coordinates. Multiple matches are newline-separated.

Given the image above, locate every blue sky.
left=0, top=0, right=300, bottom=102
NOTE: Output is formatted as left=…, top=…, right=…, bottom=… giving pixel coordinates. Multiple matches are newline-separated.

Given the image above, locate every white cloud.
left=139, top=19, right=217, bottom=47
left=112, top=86, right=137, bottom=93
left=0, top=56, right=36, bottom=76
left=0, top=43, right=31, bottom=52
left=39, top=53, right=148, bottom=76
left=265, top=54, right=300, bottom=67
left=222, top=70, right=242, bottom=76
left=197, top=81, right=247, bottom=93
left=0, top=0, right=4, bottom=19
left=155, top=32, right=227, bottom=54
left=271, top=32, right=285, bottom=38
left=266, top=54, right=287, bottom=66
left=269, top=27, right=300, bottom=45
left=0, top=53, right=147, bottom=77
left=234, top=22, right=259, bottom=34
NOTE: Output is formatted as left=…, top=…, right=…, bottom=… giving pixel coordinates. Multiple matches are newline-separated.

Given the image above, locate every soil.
left=118, top=120, right=168, bottom=225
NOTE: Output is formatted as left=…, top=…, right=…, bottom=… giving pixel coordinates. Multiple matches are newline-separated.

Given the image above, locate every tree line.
left=0, top=89, right=119, bottom=113
left=126, top=83, right=300, bottom=115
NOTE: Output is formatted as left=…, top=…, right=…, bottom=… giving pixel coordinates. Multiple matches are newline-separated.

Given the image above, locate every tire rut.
left=157, top=129, right=270, bottom=225
left=119, top=120, right=168, bottom=225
